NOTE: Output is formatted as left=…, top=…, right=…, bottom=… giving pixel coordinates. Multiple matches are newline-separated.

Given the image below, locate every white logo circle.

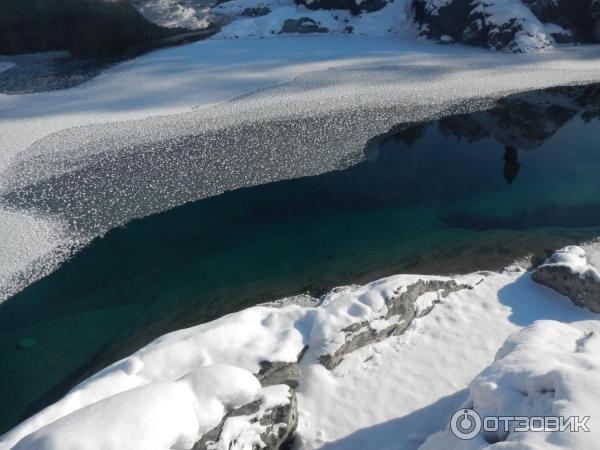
left=450, top=408, right=482, bottom=440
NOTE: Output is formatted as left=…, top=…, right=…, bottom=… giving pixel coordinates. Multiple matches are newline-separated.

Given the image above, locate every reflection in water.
left=1, top=83, right=600, bottom=434
left=503, top=147, right=520, bottom=185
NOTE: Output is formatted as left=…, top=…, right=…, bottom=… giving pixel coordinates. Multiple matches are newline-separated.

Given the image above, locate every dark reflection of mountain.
left=1, top=83, right=600, bottom=436
left=503, top=147, right=520, bottom=184
left=368, top=83, right=600, bottom=188
left=377, top=84, right=600, bottom=150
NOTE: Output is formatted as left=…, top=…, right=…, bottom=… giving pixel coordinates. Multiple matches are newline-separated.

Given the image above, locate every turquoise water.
left=1, top=84, right=600, bottom=434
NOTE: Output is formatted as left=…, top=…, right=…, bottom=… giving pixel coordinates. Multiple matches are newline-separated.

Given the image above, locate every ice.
left=1, top=36, right=600, bottom=300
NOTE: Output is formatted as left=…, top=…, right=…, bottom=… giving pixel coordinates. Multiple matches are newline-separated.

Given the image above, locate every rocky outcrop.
left=413, top=0, right=600, bottom=53
left=533, top=246, right=600, bottom=313
left=256, top=347, right=308, bottom=388
left=194, top=385, right=298, bottom=450
left=280, top=17, right=329, bottom=34
left=319, top=279, right=471, bottom=369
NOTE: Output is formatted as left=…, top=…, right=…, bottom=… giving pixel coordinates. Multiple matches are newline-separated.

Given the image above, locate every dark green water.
left=1, top=84, right=600, bottom=434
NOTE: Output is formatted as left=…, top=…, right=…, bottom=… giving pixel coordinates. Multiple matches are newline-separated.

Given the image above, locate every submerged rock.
left=16, top=337, right=37, bottom=350
left=532, top=246, right=600, bottom=312
left=194, top=385, right=298, bottom=450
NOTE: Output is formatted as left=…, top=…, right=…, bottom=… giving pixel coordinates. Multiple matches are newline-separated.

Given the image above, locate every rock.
left=296, top=0, right=387, bottom=14
left=413, top=0, right=598, bottom=52
left=17, top=337, right=37, bottom=350
left=319, top=279, right=470, bottom=369
left=239, top=6, right=272, bottom=17
left=532, top=246, right=600, bottom=313
left=523, top=0, right=596, bottom=42
left=256, top=347, right=308, bottom=388
left=194, top=385, right=298, bottom=450
left=280, top=17, right=329, bottom=34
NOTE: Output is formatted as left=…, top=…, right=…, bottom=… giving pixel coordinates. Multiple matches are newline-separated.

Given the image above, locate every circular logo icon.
left=450, top=408, right=482, bottom=440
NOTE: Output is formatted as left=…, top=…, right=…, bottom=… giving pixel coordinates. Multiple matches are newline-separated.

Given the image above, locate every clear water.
left=1, top=83, right=600, bottom=433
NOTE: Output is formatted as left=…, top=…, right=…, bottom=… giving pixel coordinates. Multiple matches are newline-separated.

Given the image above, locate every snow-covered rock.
left=414, top=0, right=600, bottom=52
left=132, top=0, right=215, bottom=29
left=420, top=320, right=600, bottom=449
left=533, top=245, right=600, bottom=312
left=318, top=279, right=470, bottom=369
left=194, top=385, right=298, bottom=450
left=0, top=274, right=471, bottom=449
left=13, top=365, right=263, bottom=450
left=3, top=252, right=600, bottom=450
left=212, top=0, right=413, bottom=38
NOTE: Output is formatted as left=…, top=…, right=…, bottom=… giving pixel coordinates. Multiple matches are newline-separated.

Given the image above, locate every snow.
left=473, top=0, right=554, bottom=53
left=539, top=245, right=600, bottom=282
left=1, top=36, right=600, bottom=301
left=133, top=0, right=214, bottom=29
left=12, top=365, right=262, bottom=450
left=212, top=0, right=414, bottom=39
left=212, top=384, right=293, bottom=450
left=4, top=250, right=600, bottom=449
left=420, top=320, right=600, bottom=449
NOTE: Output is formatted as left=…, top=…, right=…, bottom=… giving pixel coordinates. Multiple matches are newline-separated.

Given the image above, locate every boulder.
left=193, top=385, right=298, bottom=450
left=319, top=279, right=471, bottom=369
left=532, top=246, right=600, bottom=313
left=280, top=17, right=329, bottom=34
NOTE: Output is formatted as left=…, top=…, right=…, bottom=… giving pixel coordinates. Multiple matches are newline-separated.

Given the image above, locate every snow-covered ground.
left=2, top=244, right=599, bottom=449
left=211, top=0, right=415, bottom=39
left=1, top=35, right=600, bottom=301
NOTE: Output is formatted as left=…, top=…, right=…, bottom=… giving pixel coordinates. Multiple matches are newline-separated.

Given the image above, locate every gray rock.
left=256, top=347, right=308, bottom=388
left=280, top=17, right=329, bottom=34
left=533, top=265, right=600, bottom=312
left=239, top=6, right=271, bottom=17
left=319, top=279, right=470, bottom=369
left=194, top=386, right=298, bottom=450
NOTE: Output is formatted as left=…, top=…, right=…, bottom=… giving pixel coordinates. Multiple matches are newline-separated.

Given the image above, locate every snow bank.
left=420, top=320, right=600, bottom=449
left=4, top=257, right=599, bottom=450
left=0, top=273, right=463, bottom=448
left=13, top=365, right=261, bottom=450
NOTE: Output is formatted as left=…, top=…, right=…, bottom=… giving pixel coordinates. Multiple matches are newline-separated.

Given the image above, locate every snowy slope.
left=2, top=244, right=600, bottom=449
left=421, top=320, right=600, bottom=449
